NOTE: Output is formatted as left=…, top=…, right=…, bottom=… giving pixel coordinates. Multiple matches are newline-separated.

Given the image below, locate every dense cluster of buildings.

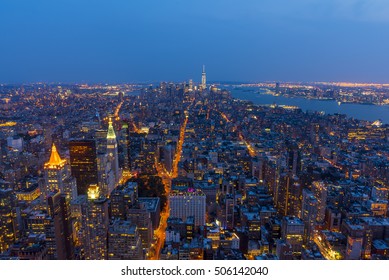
left=0, top=74, right=388, bottom=260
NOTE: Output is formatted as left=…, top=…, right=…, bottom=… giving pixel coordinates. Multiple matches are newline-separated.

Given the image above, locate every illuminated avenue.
left=150, top=114, right=189, bottom=259
left=0, top=75, right=388, bottom=260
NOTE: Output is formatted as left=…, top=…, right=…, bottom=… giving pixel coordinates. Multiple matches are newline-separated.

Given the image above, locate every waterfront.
left=228, top=87, right=389, bottom=124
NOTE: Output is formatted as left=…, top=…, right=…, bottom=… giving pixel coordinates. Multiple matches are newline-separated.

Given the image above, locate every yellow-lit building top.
left=107, top=118, right=116, bottom=140
left=44, top=143, right=66, bottom=169
left=88, top=184, right=100, bottom=200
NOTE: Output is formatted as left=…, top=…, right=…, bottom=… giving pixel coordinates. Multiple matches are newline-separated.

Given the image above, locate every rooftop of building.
left=254, top=253, right=279, bottom=260
left=360, top=217, right=389, bottom=226
left=138, top=197, right=160, bottom=212
left=372, top=239, right=389, bottom=250
left=109, top=219, right=137, bottom=235
left=169, top=189, right=205, bottom=197
left=283, top=216, right=304, bottom=225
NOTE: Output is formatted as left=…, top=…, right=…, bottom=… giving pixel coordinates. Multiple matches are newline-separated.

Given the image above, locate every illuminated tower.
left=201, top=65, right=206, bottom=90
left=44, top=143, right=77, bottom=200
left=107, top=118, right=120, bottom=185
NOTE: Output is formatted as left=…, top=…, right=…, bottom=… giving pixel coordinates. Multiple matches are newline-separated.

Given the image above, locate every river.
left=227, top=87, right=389, bottom=124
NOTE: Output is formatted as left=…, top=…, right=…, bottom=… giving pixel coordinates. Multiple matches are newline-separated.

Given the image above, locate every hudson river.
left=228, top=87, right=389, bottom=124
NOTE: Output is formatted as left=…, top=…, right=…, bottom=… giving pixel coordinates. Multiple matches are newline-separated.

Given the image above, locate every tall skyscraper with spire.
left=107, top=117, right=120, bottom=186
left=201, top=65, right=206, bottom=90
left=44, top=143, right=77, bottom=200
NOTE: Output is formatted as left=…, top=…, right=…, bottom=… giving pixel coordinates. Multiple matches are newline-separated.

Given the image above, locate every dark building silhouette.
left=69, top=139, right=98, bottom=195
left=47, top=191, right=74, bottom=259
left=286, top=141, right=302, bottom=176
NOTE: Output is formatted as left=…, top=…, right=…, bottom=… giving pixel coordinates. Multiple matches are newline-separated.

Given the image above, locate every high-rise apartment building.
left=312, top=181, right=328, bottom=224
left=301, top=189, right=318, bottom=244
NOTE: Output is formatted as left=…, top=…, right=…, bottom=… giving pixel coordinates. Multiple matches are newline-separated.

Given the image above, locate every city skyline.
left=1, top=80, right=388, bottom=260
left=1, top=1, right=389, bottom=83
left=0, top=0, right=388, bottom=263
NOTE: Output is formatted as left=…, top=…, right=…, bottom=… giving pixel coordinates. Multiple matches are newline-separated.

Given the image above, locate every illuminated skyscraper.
left=69, top=140, right=99, bottom=196
left=107, top=118, right=120, bottom=185
left=201, top=65, right=206, bottom=90
left=82, top=185, right=109, bottom=260
left=96, top=152, right=115, bottom=197
left=276, top=173, right=301, bottom=217
left=312, top=181, right=328, bottom=224
left=44, top=143, right=77, bottom=200
left=0, top=188, right=15, bottom=253
left=95, top=129, right=108, bottom=154
left=301, top=189, right=318, bottom=244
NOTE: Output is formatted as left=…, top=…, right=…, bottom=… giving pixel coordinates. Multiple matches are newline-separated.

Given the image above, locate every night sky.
left=1, top=0, right=388, bottom=83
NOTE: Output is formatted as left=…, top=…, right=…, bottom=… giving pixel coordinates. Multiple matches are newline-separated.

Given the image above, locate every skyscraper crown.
left=107, top=118, right=116, bottom=140
left=45, top=143, right=66, bottom=169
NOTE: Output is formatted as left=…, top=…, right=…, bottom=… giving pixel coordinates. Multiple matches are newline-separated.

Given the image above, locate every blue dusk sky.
left=0, top=0, right=388, bottom=83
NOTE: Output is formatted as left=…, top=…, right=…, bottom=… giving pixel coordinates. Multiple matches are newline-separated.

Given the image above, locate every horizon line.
left=2, top=80, right=389, bottom=87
